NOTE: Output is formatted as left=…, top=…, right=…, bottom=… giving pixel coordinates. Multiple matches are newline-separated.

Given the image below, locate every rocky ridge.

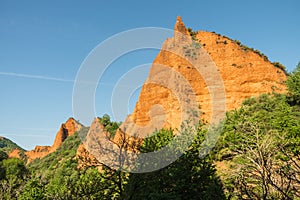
left=22, top=118, right=83, bottom=163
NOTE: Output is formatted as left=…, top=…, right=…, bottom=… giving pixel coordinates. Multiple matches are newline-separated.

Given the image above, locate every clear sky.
left=0, top=0, right=299, bottom=150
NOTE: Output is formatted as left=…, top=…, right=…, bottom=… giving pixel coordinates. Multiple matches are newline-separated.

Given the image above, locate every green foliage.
left=233, top=40, right=269, bottom=61
left=185, top=27, right=202, bottom=60
left=73, top=168, right=108, bottom=199
left=0, top=157, right=28, bottom=199
left=213, top=93, right=300, bottom=199
left=1, top=90, right=299, bottom=200
left=215, top=94, right=300, bottom=156
left=18, top=179, right=45, bottom=200
left=2, top=158, right=28, bottom=180
left=234, top=40, right=241, bottom=45
left=124, top=128, right=225, bottom=200
left=100, top=114, right=111, bottom=126
left=0, top=137, right=24, bottom=153
left=26, top=129, right=127, bottom=199
left=187, top=27, right=197, bottom=41
left=29, top=131, right=82, bottom=173
left=0, top=150, right=8, bottom=162
left=100, top=114, right=121, bottom=138
left=272, top=61, right=286, bottom=72
left=25, top=132, right=82, bottom=199
left=139, top=129, right=174, bottom=153
left=287, top=62, right=300, bottom=104
left=19, top=165, right=120, bottom=199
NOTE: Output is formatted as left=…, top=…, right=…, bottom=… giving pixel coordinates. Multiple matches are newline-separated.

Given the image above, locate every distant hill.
left=0, top=136, right=26, bottom=160
left=5, top=118, right=84, bottom=164
left=25, top=117, right=83, bottom=163
left=0, top=136, right=24, bottom=153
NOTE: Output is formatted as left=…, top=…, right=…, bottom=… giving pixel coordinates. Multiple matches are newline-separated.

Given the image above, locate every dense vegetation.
left=0, top=63, right=299, bottom=199
left=0, top=137, right=24, bottom=153
left=213, top=94, right=300, bottom=199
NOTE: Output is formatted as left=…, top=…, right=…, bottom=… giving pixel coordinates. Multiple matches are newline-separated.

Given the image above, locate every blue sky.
left=0, top=0, right=299, bottom=150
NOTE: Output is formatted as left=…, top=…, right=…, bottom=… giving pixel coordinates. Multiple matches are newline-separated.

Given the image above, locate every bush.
left=0, top=150, right=8, bottom=161
left=286, top=62, right=300, bottom=104
left=187, top=27, right=197, bottom=41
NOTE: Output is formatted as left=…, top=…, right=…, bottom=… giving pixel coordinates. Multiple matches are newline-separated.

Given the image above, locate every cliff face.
left=25, top=118, right=83, bottom=163
left=52, top=117, right=83, bottom=150
left=24, top=146, right=51, bottom=162
left=122, top=16, right=286, bottom=134
left=195, top=31, right=286, bottom=111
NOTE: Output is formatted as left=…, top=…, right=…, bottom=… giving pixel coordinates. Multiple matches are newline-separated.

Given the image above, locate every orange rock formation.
left=123, top=16, right=286, bottom=134
left=8, top=148, right=23, bottom=159
left=25, top=118, right=83, bottom=163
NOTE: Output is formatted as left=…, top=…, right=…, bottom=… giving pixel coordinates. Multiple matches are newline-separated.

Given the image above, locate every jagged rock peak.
left=174, top=16, right=189, bottom=36
left=25, top=117, right=84, bottom=163
left=51, top=117, right=83, bottom=149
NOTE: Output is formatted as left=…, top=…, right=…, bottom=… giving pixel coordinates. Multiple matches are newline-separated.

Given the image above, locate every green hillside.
left=29, top=127, right=87, bottom=172
left=0, top=136, right=25, bottom=153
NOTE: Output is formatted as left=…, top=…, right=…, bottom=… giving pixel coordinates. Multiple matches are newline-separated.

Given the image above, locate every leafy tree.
left=2, top=158, right=28, bottom=180
left=72, top=167, right=109, bottom=199
left=0, top=158, right=28, bottom=199
left=18, top=179, right=45, bottom=200
left=0, top=151, right=8, bottom=181
left=100, top=114, right=120, bottom=137
left=100, top=114, right=111, bottom=127
left=214, top=94, right=300, bottom=199
left=124, top=128, right=225, bottom=200
left=0, top=151, right=8, bottom=162
left=287, top=62, right=300, bottom=104
left=27, top=132, right=82, bottom=199
left=28, top=129, right=128, bottom=199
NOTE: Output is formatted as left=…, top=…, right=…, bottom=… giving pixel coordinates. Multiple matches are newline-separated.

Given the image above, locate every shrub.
left=286, top=62, right=300, bottom=104
left=272, top=61, right=286, bottom=72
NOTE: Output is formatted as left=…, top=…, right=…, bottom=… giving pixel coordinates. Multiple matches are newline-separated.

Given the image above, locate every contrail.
left=0, top=71, right=74, bottom=82
left=0, top=71, right=136, bottom=87
left=1, top=134, right=52, bottom=138
left=0, top=127, right=57, bottom=131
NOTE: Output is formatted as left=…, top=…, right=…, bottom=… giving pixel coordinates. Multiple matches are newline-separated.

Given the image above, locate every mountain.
left=6, top=118, right=83, bottom=163
left=127, top=16, right=286, bottom=129
left=0, top=136, right=24, bottom=152
left=113, top=16, right=286, bottom=145
left=25, top=117, right=83, bottom=163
